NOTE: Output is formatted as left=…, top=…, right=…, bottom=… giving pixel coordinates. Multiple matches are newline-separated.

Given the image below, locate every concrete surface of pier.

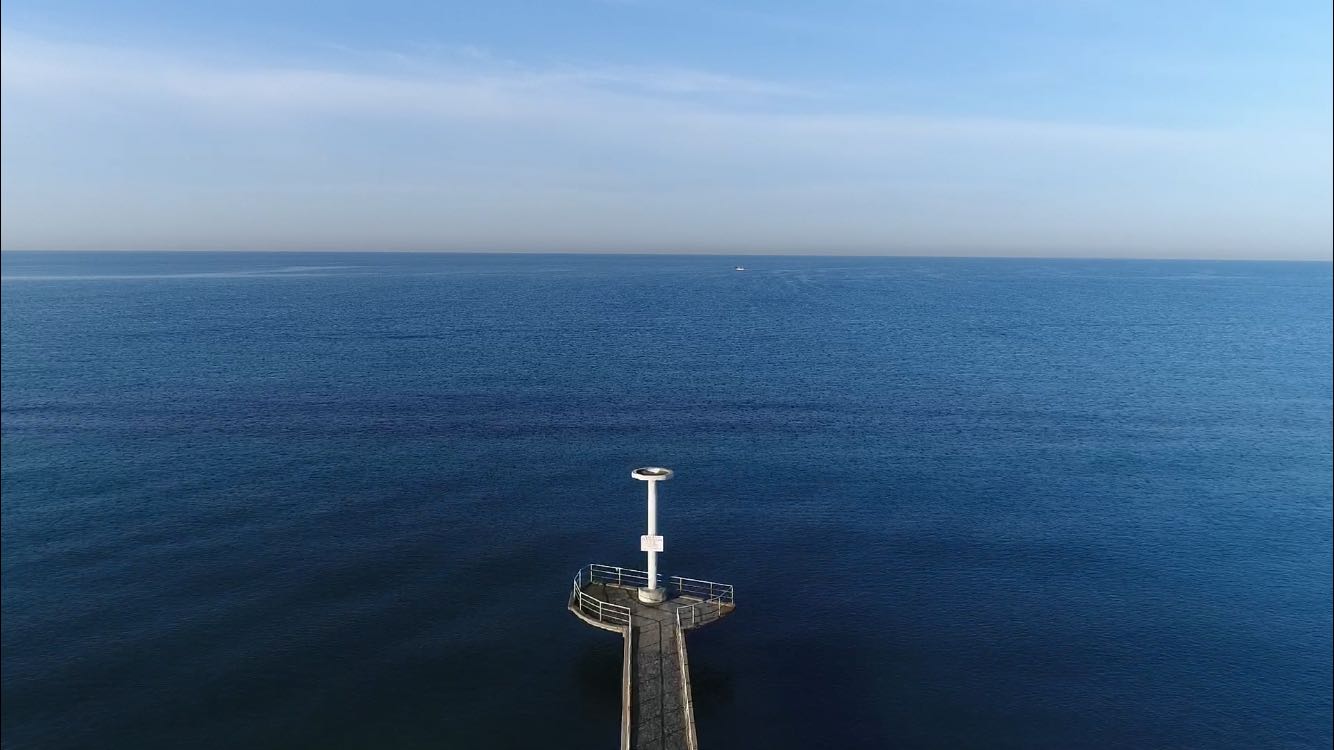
left=569, top=566, right=735, bottom=750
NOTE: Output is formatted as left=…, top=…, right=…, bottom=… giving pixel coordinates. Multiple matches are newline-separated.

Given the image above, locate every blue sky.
left=1, top=1, right=1330, bottom=257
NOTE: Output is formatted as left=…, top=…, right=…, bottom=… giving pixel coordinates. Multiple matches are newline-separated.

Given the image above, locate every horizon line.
left=1, top=248, right=1330, bottom=263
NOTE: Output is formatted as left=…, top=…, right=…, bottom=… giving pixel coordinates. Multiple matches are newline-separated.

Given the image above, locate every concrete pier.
left=569, top=565, right=735, bottom=750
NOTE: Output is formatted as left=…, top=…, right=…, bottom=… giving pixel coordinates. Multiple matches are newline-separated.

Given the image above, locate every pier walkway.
left=569, top=564, right=735, bottom=750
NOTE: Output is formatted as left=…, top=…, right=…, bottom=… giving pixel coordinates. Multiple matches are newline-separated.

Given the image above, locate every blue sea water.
left=1, top=251, right=1330, bottom=749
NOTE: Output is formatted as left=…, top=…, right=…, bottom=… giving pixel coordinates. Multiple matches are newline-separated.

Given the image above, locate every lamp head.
left=631, top=467, right=673, bottom=481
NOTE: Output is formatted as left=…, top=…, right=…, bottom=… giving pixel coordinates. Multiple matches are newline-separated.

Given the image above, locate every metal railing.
left=675, top=614, right=700, bottom=750
left=674, top=587, right=733, bottom=630
left=583, top=563, right=650, bottom=590
left=578, top=564, right=734, bottom=602
left=668, top=574, right=734, bottom=605
left=570, top=567, right=633, bottom=627
left=573, top=563, right=734, bottom=631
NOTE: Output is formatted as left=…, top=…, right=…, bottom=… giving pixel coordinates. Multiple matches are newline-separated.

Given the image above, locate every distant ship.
left=734, top=265, right=746, bottom=271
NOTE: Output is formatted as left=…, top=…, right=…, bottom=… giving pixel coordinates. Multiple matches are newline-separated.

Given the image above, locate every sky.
left=1, top=1, right=1330, bottom=258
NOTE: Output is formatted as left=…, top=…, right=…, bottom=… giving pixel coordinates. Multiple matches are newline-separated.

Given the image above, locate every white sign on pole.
left=640, top=535, right=664, bottom=553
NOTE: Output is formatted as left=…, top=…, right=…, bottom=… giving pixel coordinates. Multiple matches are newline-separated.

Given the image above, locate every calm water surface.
left=2, top=252, right=1331, bottom=749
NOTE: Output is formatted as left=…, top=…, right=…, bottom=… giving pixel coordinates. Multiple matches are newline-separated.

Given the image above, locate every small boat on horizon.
left=734, top=265, right=746, bottom=271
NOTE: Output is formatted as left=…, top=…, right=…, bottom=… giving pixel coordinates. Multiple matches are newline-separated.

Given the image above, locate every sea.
left=2, top=251, right=1330, bottom=749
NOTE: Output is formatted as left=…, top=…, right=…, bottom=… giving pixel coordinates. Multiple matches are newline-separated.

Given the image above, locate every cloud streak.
left=1, top=30, right=1215, bottom=144
left=0, top=32, right=808, bottom=120
left=1, top=29, right=1329, bottom=257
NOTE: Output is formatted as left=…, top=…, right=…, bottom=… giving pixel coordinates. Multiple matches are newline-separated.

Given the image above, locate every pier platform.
left=569, top=564, right=735, bottom=750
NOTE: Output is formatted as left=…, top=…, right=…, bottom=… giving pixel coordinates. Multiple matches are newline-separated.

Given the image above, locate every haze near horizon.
left=1, top=1, right=1330, bottom=259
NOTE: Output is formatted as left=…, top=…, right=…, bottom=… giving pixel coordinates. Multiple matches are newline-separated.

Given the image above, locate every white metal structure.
left=631, top=467, right=672, bottom=603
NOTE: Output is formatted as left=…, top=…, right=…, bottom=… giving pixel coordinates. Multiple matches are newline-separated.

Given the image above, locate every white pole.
left=631, top=467, right=671, bottom=604
left=646, top=478, right=658, bottom=592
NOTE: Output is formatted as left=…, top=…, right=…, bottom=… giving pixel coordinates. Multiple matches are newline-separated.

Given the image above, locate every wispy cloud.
left=1, top=29, right=1328, bottom=257
left=0, top=31, right=806, bottom=121
left=0, top=28, right=1207, bottom=145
